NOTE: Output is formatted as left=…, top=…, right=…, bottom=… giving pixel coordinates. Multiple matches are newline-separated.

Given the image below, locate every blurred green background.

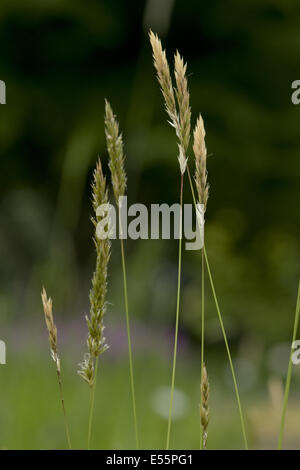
left=1, top=0, right=300, bottom=449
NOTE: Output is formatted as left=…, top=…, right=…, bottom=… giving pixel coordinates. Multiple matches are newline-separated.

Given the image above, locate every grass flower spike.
left=78, top=159, right=110, bottom=385
left=41, top=287, right=72, bottom=449
left=192, top=114, right=208, bottom=449
left=150, top=30, right=191, bottom=449
left=174, top=51, right=191, bottom=171
left=78, top=158, right=111, bottom=448
left=105, top=100, right=139, bottom=449
left=104, top=100, right=127, bottom=203
left=200, top=363, right=209, bottom=449
left=149, top=30, right=178, bottom=133
left=193, top=114, right=209, bottom=211
left=42, top=287, right=59, bottom=366
left=150, top=30, right=249, bottom=450
left=87, top=160, right=110, bottom=359
left=149, top=30, right=190, bottom=175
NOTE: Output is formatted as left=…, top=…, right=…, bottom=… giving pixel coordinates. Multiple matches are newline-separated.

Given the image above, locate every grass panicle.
left=193, top=114, right=209, bottom=211
left=41, top=288, right=72, bottom=449
left=149, top=30, right=190, bottom=175
left=104, top=100, right=127, bottom=204
left=150, top=30, right=191, bottom=449
left=41, top=287, right=58, bottom=366
left=192, top=113, right=208, bottom=448
left=174, top=50, right=191, bottom=160
left=78, top=159, right=111, bottom=387
left=105, top=100, right=139, bottom=449
left=149, top=30, right=178, bottom=132
left=150, top=30, right=248, bottom=450
left=200, top=363, right=209, bottom=449
left=78, top=159, right=111, bottom=449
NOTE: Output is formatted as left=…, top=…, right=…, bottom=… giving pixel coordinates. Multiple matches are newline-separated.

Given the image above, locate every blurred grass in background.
left=0, top=0, right=300, bottom=449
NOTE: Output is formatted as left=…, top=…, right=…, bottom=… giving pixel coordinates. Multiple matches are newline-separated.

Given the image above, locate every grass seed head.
left=149, top=30, right=178, bottom=129
left=149, top=31, right=191, bottom=175
left=174, top=50, right=191, bottom=155
left=104, top=100, right=127, bottom=203
left=200, top=363, right=210, bottom=449
left=193, top=114, right=209, bottom=210
left=79, top=158, right=111, bottom=386
left=41, top=287, right=59, bottom=366
left=78, top=353, right=94, bottom=387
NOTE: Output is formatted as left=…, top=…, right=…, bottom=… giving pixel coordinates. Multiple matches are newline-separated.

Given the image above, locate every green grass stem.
left=186, top=165, right=248, bottom=449
left=87, top=356, right=99, bottom=449
left=120, top=237, right=139, bottom=449
left=278, top=280, right=300, bottom=449
left=166, top=173, right=184, bottom=450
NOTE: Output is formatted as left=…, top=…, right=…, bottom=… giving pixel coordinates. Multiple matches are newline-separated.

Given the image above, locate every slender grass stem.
left=186, top=164, right=248, bottom=449
left=41, top=289, right=72, bottom=450
left=56, top=367, right=72, bottom=449
left=87, top=356, right=99, bottom=450
left=278, top=280, right=300, bottom=450
left=166, top=173, right=184, bottom=450
left=186, top=166, right=204, bottom=449
left=186, top=165, right=196, bottom=209
left=120, top=236, right=139, bottom=449
left=203, top=246, right=248, bottom=449
left=200, top=248, right=205, bottom=450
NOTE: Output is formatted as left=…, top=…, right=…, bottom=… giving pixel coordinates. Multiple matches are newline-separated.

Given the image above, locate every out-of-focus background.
left=0, top=0, right=300, bottom=449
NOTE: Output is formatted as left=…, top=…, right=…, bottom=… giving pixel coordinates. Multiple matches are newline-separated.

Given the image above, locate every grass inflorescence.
left=150, top=29, right=191, bottom=450
left=41, top=288, right=72, bottom=449
left=105, top=99, right=139, bottom=449
left=78, top=159, right=111, bottom=448
left=36, top=31, right=300, bottom=453
left=200, top=363, right=209, bottom=449
left=150, top=30, right=249, bottom=450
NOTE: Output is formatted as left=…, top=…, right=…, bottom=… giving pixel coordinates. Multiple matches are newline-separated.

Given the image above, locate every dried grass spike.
left=200, top=363, right=209, bottom=449
left=41, top=287, right=71, bottom=449
left=105, top=108, right=139, bottom=447
left=193, top=114, right=209, bottom=210
left=174, top=50, right=191, bottom=154
left=150, top=31, right=190, bottom=175
left=41, top=287, right=58, bottom=364
left=149, top=30, right=178, bottom=129
left=104, top=100, right=127, bottom=203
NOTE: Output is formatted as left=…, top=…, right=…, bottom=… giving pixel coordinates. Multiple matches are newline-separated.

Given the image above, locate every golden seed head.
left=149, top=30, right=178, bottom=127
left=174, top=50, right=191, bottom=155
left=41, top=287, right=58, bottom=363
left=193, top=114, right=209, bottom=210
left=92, top=158, right=108, bottom=212
left=150, top=30, right=190, bottom=174
left=104, top=100, right=127, bottom=203
left=200, top=363, right=210, bottom=449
